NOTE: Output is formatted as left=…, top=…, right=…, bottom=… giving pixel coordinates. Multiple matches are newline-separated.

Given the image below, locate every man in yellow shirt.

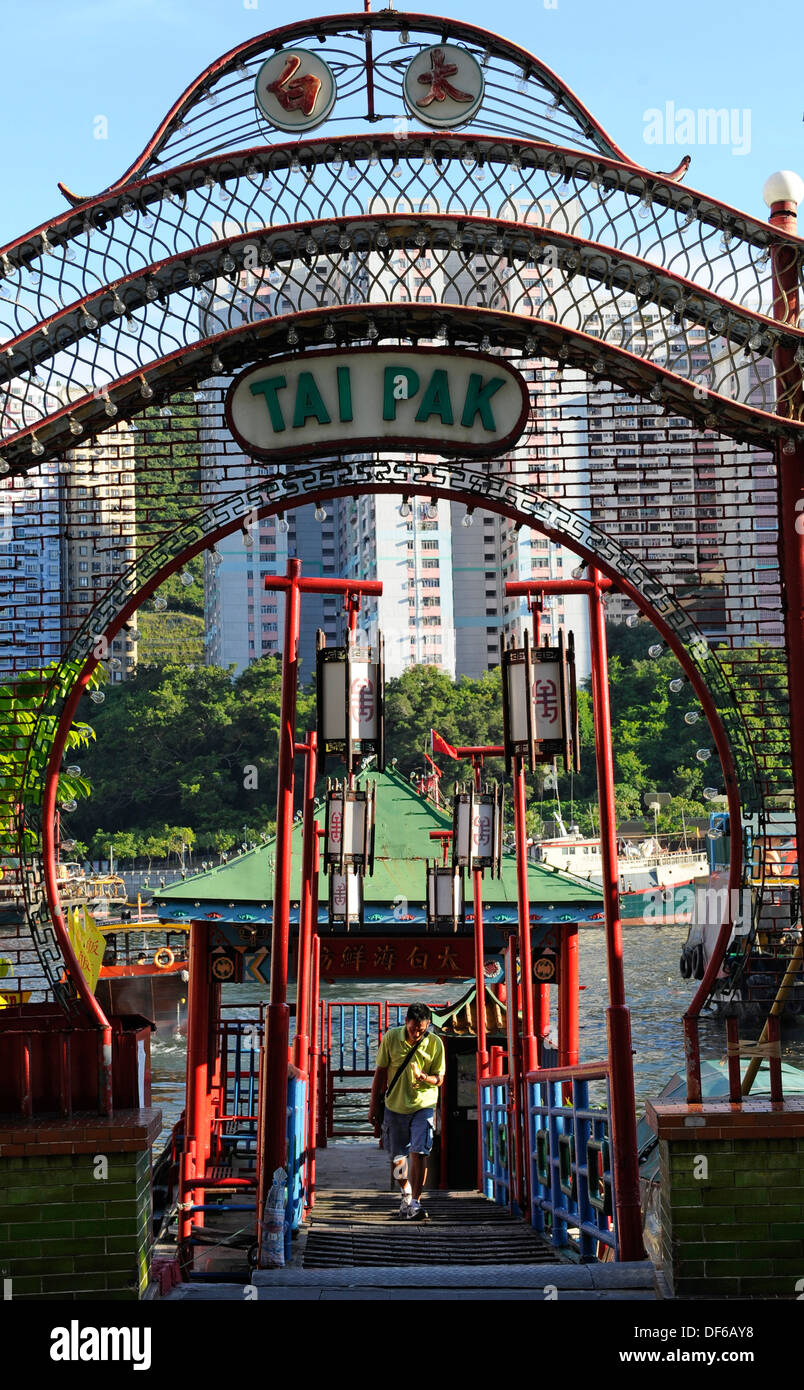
left=369, top=1003, right=446, bottom=1220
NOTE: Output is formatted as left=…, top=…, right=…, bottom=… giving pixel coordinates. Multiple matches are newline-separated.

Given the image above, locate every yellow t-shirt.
left=377, top=1026, right=446, bottom=1115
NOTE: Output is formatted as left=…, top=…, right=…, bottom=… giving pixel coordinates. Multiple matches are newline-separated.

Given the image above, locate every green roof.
left=155, top=769, right=602, bottom=908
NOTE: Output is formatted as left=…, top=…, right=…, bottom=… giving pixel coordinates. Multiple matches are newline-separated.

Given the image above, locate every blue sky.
left=0, top=0, right=801, bottom=244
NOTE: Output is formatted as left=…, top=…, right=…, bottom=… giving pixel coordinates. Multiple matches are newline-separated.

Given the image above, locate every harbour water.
left=149, top=924, right=804, bottom=1145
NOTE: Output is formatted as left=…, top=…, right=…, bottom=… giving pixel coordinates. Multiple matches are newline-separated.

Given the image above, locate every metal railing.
left=480, top=1075, right=513, bottom=1209
left=324, top=1000, right=406, bottom=1138
left=526, top=1061, right=616, bottom=1259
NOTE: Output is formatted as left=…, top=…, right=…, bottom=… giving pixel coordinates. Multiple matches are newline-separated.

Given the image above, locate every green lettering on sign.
left=383, top=366, right=420, bottom=420
left=336, top=366, right=353, bottom=423
left=249, top=376, right=287, bottom=432
left=292, top=372, right=331, bottom=428
left=460, top=373, right=505, bottom=431
left=415, top=369, right=454, bottom=425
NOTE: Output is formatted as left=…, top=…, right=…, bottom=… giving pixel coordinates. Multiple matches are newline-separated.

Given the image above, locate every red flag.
left=431, top=729, right=459, bottom=760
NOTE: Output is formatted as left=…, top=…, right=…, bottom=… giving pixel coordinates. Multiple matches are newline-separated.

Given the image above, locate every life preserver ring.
left=153, top=947, right=175, bottom=969
left=679, top=950, right=692, bottom=979
left=691, top=944, right=705, bottom=980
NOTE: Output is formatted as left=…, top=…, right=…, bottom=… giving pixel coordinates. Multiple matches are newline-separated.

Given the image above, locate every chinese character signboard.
left=316, top=631, right=385, bottom=772
left=403, top=45, right=485, bottom=128
left=426, top=863, right=464, bottom=931
left=324, top=779, right=376, bottom=875
left=329, top=870, right=364, bottom=927
left=501, top=628, right=580, bottom=773
left=452, top=783, right=503, bottom=875
left=303, top=934, right=492, bottom=980
left=254, top=48, right=337, bottom=133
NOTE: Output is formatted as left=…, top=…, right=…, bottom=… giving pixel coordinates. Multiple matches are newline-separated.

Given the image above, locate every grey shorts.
left=382, top=1106, right=435, bottom=1158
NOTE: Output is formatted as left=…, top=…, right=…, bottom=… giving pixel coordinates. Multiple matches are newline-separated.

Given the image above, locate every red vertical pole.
left=294, top=732, right=318, bottom=1073
left=306, top=931, right=321, bottom=1209
left=767, top=185, right=804, bottom=956
left=504, top=933, right=526, bottom=1213
left=529, top=597, right=551, bottom=1048
left=588, top=571, right=644, bottom=1261
left=181, top=920, right=211, bottom=1263
left=472, top=756, right=489, bottom=1191
left=514, top=757, right=538, bottom=1075
left=259, top=559, right=301, bottom=1230
left=767, top=1015, right=783, bottom=1102
left=726, top=1016, right=741, bottom=1102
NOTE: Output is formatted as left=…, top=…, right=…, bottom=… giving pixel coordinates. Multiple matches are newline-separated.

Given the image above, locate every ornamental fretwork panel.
left=0, top=12, right=796, bottom=1007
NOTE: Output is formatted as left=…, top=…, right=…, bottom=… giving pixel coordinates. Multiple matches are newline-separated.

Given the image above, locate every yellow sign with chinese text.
left=67, top=905, right=106, bottom=991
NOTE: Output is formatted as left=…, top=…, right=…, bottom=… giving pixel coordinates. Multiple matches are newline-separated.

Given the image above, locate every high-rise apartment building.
left=60, top=424, right=138, bottom=680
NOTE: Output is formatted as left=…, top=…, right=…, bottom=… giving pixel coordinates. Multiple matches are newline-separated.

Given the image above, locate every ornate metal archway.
left=1, top=11, right=801, bottom=1030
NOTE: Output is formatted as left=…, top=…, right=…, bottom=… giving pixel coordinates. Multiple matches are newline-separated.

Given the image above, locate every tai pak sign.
left=226, top=348, right=529, bottom=461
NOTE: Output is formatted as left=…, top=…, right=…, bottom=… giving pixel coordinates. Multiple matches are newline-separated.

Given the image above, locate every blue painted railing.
left=328, top=1001, right=384, bottom=1073
left=285, top=1072, right=307, bottom=1255
left=480, top=1076, right=512, bottom=1209
left=526, top=1062, right=616, bottom=1259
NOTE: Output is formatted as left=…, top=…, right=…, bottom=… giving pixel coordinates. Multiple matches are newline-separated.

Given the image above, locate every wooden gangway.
left=164, top=1140, right=658, bottom=1300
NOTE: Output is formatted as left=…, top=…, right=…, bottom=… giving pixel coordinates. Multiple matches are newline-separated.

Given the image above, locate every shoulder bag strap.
left=384, top=1031, right=427, bottom=1101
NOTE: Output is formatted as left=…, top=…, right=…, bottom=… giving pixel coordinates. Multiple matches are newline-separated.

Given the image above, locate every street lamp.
left=452, top=783, right=503, bottom=876
left=323, top=779, right=376, bottom=876
left=328, top=870, right=364, bottom=928
left=426, top=863, right=464, bottom=932
left=316, top=630, right=385, bottom=774
left=500, top=627, right=580, bottom=775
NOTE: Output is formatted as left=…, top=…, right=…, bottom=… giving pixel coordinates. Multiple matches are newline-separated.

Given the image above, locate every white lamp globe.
left=762, top=171, right=804, bottom=208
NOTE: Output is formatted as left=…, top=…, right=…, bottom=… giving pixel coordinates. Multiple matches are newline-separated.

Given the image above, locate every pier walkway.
left=165, top=1142, right=658, bottom=1300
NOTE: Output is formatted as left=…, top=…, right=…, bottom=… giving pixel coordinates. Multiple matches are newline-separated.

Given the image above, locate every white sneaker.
left=406, top=1199, right=425, bottom=1220
left=398, top=1194, right=412, bottom=1215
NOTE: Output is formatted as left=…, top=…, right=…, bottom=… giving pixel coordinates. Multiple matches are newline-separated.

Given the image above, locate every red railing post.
left=181, top=919, right=211, bottom=1267
left=588, top=569, right=645, bottom=1262
left=294, top=732, right=318, bottom=1075
left=514, top=755, right=538, bottom=1075
left=306, top=934, right=321, bottom=1207
left=726, top=1015, right=742, bottom=1102
left=767, top=1014, right=783, bottom=1102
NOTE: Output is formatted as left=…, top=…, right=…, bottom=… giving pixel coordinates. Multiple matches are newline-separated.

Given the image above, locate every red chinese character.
left=329, top=809, right=342, bottom=844
left=373, top=943, right=396, bottom=971
left=350, top=676, right=374, bottom=724
left=342, top=944, right=365, bottom=974
left=533, top=677, right=559, bottom=726
left=416, top=48, right=474, bottom=108
left=265, top=54, right=323, bottom=117
left=333, top=879, right=346, bottom=908
left=473, top=811, right=491, bottom=848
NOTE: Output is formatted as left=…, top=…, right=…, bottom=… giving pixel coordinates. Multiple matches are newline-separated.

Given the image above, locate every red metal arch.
left=56, top=10, right=635, bottom=205
left=5, top=211, right=800, bottom=412
left=40, top=478, right=742, bottom=1053
left=1, top=298, right=797, bottom=476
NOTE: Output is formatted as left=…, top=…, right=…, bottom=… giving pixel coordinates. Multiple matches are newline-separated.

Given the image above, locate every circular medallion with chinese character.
left=403, top=44, right=485, bottom=129
left=254, top=48, right=337, bottom=134
left=533, top=954, right=556, bottom=982
left=211, top=955, right=235, bottom=982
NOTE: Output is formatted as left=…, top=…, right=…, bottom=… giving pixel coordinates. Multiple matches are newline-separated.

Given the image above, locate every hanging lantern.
left=500, top=628, right=580, bottom=774
left=316, top=630, right=385, bottom=772
left=452, top=783, right=503, bottom=876
left=324, top=779, right=376, bottom=876
left=329, top=869, right=364, bottom=928
left=426, top=862, right=464, bottom=932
